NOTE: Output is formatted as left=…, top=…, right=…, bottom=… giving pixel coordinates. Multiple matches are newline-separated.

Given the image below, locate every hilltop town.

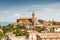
left=16, top=11, right=60, bottom=33
left=0, top=11, right=60, bottom=40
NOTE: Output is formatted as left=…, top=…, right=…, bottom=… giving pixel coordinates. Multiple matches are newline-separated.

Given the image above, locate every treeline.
left=0, top=24, right=28, bottom=40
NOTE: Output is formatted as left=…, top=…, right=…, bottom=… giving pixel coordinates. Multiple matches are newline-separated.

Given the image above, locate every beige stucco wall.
left=40, top=38, right=60, bottom=40
left=36, top=33, right=60, bottom=40
left=10, top=36, right=26, bottom=40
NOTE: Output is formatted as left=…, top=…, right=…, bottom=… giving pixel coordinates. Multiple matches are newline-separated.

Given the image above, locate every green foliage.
left=13, top=27, right=27, bottom=36
left=0, top=32, right=4, bottom=39
left=48, top=24, right=51, bottom=26
left=16, top=24, right=26, bottom=28
left=32, top=22, right=34, bottom=26
left=52, top=22, right=58, bottom=25
left=2, top=23, right=27, bottom=36
left=15, top=31, right=27, bottom=36
left=0, top=26, right=1, bottom=29
left=14, top=28, right=22, bottom=36
left=11, top=24, right=28, bottom=36
left=37, top=28, right=44, bottom=33
left=38, top=19, right=44, bottom=23
left=2, top=24, right=14, bottom=34
left=23, top=30, right=27, bottom=35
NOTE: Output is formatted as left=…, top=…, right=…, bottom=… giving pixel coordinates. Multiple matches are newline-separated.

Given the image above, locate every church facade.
left=16, top=11, right=38, bottom=25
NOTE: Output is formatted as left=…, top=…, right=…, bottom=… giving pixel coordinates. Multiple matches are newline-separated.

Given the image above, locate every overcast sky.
left=0, top=0, right=60, bottom=22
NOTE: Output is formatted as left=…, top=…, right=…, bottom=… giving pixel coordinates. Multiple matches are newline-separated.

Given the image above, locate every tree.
left=37, top=28, right=44, bottom=33
left=13, top=27, right=27, bottom=36
left=2, top=24, right=14, bottom=34
left=0, top=26, right=1, bottom=29
left=52, top=20, right=56, bottom=25
left=32, top=22, right=34, bottom=26
left=0, top=32, right=4, bottom=40
left=38, top=19, right=44, bottom=23
left=16, top=24, right=26, bottom=29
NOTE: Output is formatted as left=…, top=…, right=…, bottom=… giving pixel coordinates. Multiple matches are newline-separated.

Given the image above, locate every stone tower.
left=32, top=11, right=35, bottom=25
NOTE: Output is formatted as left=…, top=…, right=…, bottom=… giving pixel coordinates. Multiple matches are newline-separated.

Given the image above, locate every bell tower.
left=32, top=11, right=35, bottom=25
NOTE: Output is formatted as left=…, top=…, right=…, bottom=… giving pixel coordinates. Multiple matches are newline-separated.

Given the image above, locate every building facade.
left=16, top=11, right=38, bottom=26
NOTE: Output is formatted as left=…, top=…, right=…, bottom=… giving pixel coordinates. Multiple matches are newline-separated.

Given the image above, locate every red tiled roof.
left=17, top=17, right=32, bottom=20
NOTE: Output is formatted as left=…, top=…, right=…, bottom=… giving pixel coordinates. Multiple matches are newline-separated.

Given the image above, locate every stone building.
left=16, top=11, right=38, bottom=26
left=27, top=31, right=60, bottom=40
left=17, top=17, right=32, bottom=25
left=16, top=11, right=60, bottom=32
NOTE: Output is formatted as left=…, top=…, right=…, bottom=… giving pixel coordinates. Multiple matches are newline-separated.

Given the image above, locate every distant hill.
left=0, top=22, right=15, bottom=26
